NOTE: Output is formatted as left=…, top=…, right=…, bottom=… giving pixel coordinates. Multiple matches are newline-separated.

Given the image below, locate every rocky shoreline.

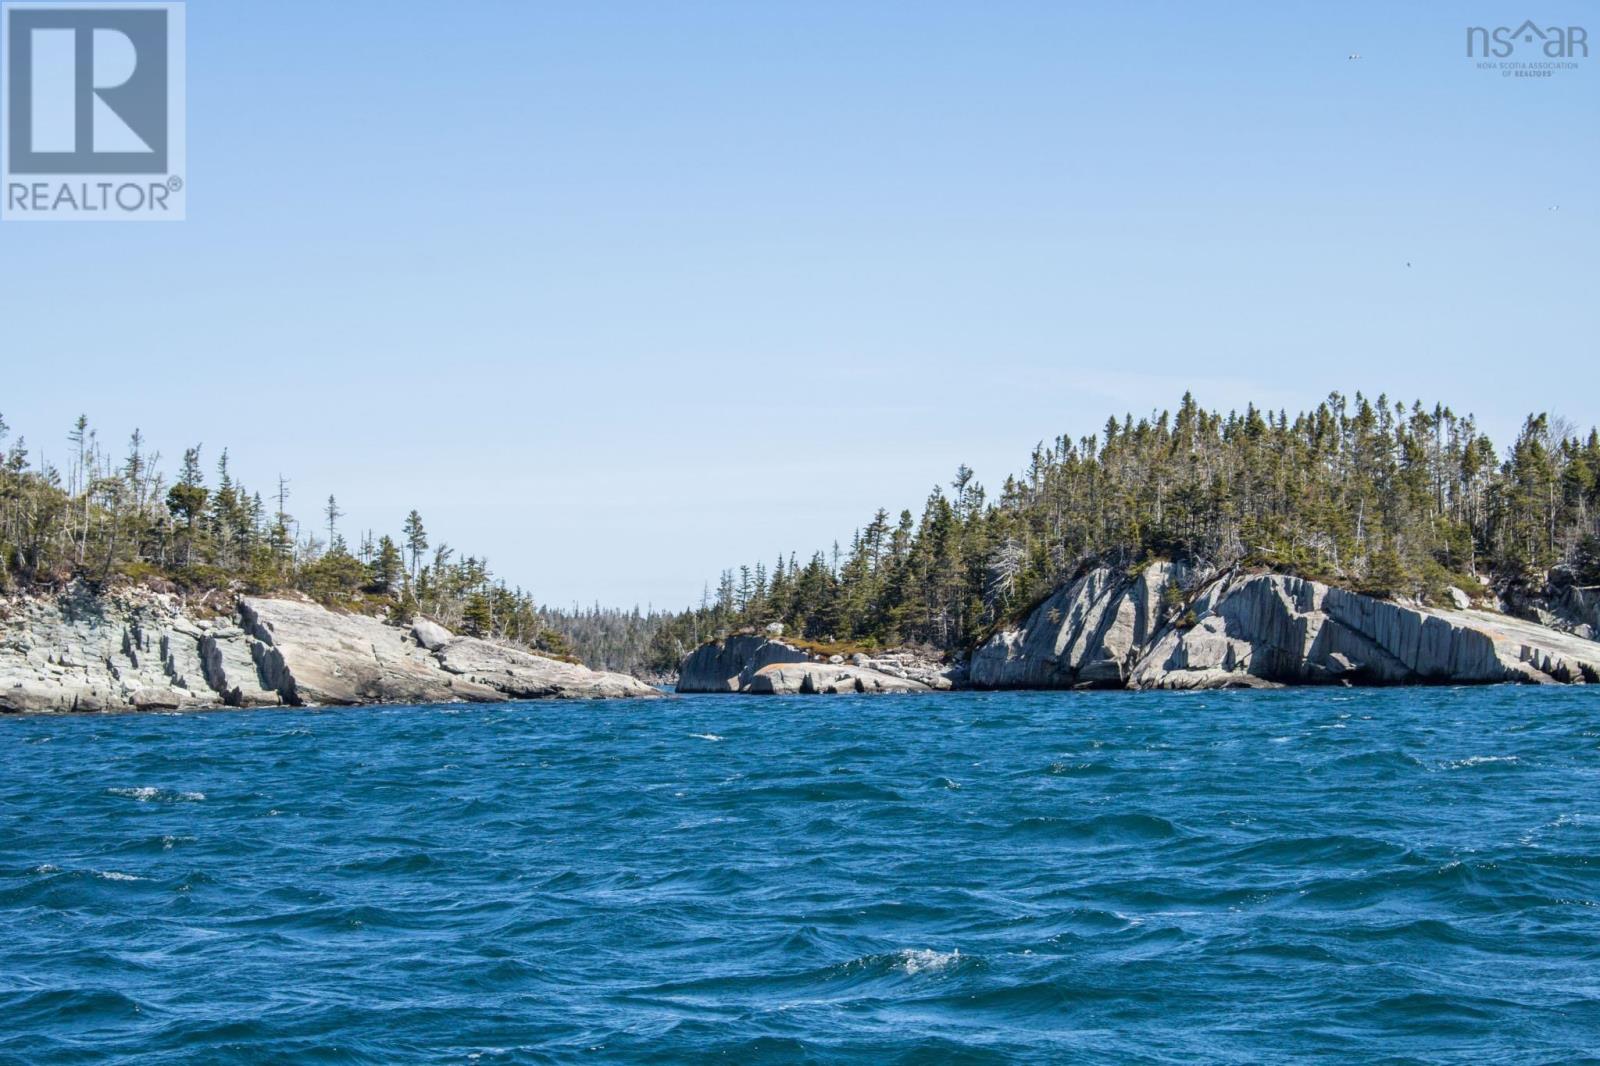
left=680, top=565, right=1600, bottom=694
left=0, top=586, right=657, bottom=713
left=6, top=567, right=1597, bottom=713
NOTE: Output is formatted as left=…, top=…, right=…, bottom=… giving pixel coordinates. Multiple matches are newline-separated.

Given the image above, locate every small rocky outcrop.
left=848, top=649, right=965, bottom=690
left=676, top=635, right=956, bottom=694
left=675, top=636, right=811, bottom=692
left=746, top=662, right=929, bottom=694
left=428, top=629, right=656, bottom=701
left=0, top=586, right=657, bottom=713
left=970, top=562, right=1193, bottom=688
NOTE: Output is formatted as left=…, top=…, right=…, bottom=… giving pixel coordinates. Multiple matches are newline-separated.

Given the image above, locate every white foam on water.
left=1451, top=755, right=1519, bottom=768
left=107, top=787, right=205, bottom=802
left=690, top=734, right=723, bottom=742
left=32, top=864, right=60, bottom=874
left=896, top=948, right=960, bottom=975
left=96, top=871, right=144, bottom=882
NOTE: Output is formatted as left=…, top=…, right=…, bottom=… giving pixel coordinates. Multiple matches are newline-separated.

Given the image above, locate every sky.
left=1, top=1, right=1596, bottom=608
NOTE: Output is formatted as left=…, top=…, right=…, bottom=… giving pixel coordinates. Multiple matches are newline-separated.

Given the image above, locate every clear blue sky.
left=3, top=1, right=1595, bottom=607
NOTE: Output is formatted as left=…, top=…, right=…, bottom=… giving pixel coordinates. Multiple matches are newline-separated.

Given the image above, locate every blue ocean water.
left=1, top=689, right=1597, bottom=1064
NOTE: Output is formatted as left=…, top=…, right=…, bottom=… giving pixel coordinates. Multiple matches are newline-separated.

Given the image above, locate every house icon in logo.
left=1511, top=20, right=1547, bottom=44
left=1467, top=20, right=1590, bottom=59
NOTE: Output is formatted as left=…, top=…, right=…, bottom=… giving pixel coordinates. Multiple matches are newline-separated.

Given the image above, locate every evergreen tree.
left=403, top=510, right=428, bottom=585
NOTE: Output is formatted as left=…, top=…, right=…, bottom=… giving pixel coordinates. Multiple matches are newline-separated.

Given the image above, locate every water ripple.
left=2, top=687, right=1597, bottom=1062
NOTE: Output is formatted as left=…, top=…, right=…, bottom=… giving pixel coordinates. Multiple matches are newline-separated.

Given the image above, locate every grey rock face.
left=675, top=636, right=810, bottom=693
left=969, top=565, right=1600, bottom=691
left=970, top=562, right=1193, bottom=688
left=199, top=625, right=282, bottom=707
left=431, top=635, right=657, bottom=700
left=0, top=589, right=258, bottom=713
left=238, top=597, right=656, bottom=705
left=1551, top=586, right=1600, bottom=641
left=238, top=598, right=465, bottom=706
left=1, top=587, right=657, bottom=713
left=1129, top=573, right=1600, bottom=689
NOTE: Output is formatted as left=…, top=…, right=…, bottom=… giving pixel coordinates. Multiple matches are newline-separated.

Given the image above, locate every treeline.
left=662, top=392, right=1600, bottom=662
left=534, top=604, right=685, bottom=679
left=0, top=413, right=573, bottom=657
left=7, top=394, right=1598, bottom=678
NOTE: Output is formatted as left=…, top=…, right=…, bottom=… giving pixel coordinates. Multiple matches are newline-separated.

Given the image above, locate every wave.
left=894, top=947, right=961, bottom=975
left=1318, top=750, right=1426, bottom=774
left=1444, top=755, right=1522, bottom=770
left=1010, top=812, right=1183, bottom=843
left=1222, top=834, right=1409, bottom=867
left=1042, top=760, right=1117, bottom=776
left=106, top=786, right=206, bottom=802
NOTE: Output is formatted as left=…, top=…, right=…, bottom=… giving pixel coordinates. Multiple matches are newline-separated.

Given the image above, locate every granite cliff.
left=971, top=567, right=1600, bottom=690
left=0, top=586, right=657, bottom=713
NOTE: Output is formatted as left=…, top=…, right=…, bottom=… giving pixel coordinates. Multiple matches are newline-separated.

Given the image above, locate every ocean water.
left=2, top=689, right=1597, bottom=1064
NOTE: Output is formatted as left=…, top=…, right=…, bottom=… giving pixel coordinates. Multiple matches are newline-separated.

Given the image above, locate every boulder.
left=411, top=617, right=454, bottom=651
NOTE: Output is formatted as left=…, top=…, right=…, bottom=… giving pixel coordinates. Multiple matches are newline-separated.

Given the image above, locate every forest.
left=4, top=393, right=1599, bottom=677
